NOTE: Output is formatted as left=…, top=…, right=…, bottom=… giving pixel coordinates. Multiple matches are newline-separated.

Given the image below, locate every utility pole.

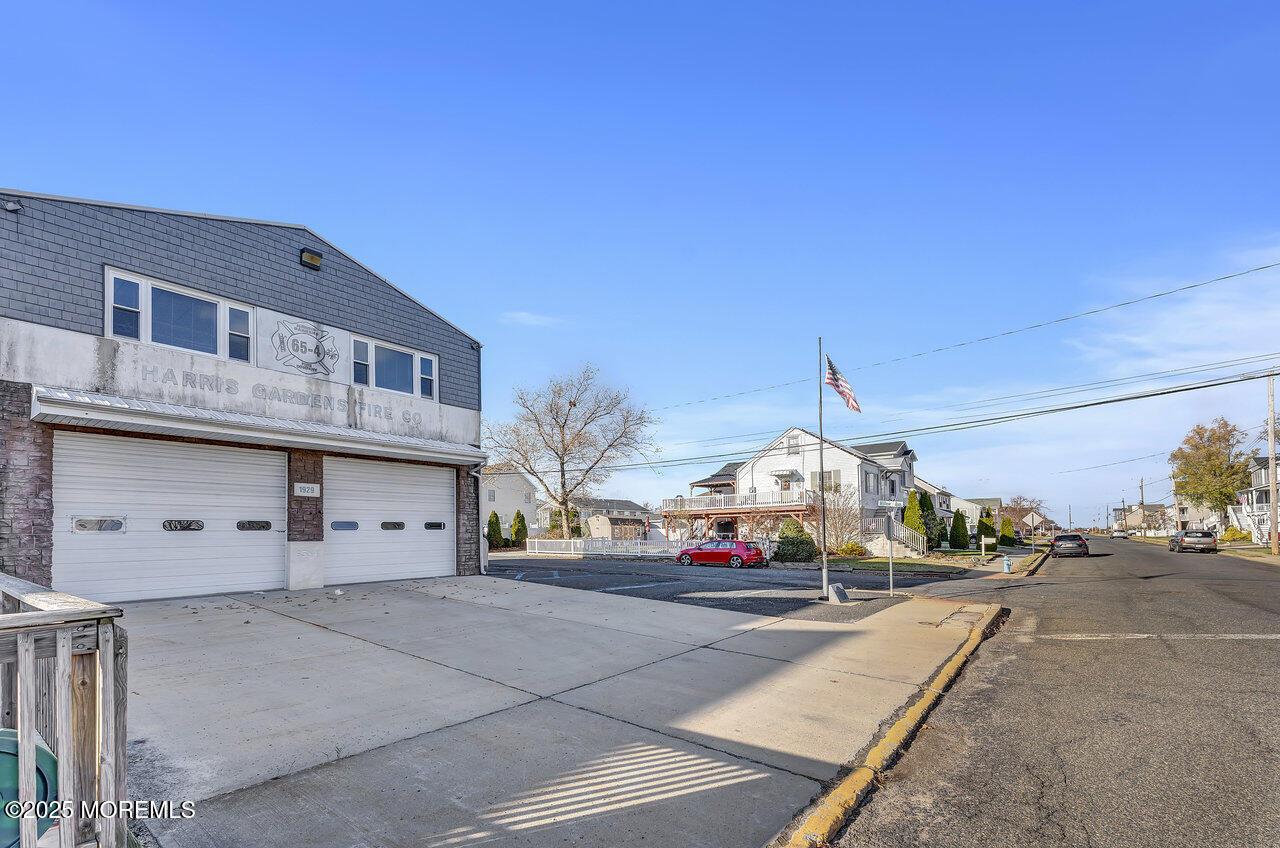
left=1068, top=504, right=1072, bottom=532
left=1122, top=496, right=1127, bottom=533
left=1269, top=376, right=1278, bottom=556
left=816, top=337, right=829, bottom=596
left=1139, top=478, right=1145, bottom=538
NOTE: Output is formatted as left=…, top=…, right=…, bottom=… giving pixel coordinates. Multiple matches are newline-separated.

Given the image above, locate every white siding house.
left=480, top=465, right=543, bottom=537
left=662, top=427, right=917, bottom=540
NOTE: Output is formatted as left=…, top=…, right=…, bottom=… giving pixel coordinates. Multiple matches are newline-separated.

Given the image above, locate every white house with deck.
left=661, top=427, right=924, bottom=553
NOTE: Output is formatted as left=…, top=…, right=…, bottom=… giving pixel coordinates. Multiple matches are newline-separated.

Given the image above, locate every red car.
left=677, top=540, right=767, bottom=568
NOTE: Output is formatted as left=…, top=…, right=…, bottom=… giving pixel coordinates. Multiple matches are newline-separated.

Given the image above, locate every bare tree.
left=662, top=503, right=698, bottom=541
left=1002, top=495, right=1047, bottom=527
left=806, top=487, right=865, bottom=552
left=485, top=365, right=658, bottom=540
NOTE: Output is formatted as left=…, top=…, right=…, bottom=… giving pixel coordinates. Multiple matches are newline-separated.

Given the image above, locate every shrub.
left=903, top=491, right=926, bottom=541
left=1221, top=526, right=1252, bottom=542
left=917, top=491, right=946, bottom=549
left=510, top=510, right=528, bottom=545
left=775, top=517, right=818, bottom=562
left=998, top=516, right=1017, bottom=547
left=837, top=541, right=868, bottom=557
left=486, top=511, right=504, bottom=549
left=949, top=511, right=969, bottom=550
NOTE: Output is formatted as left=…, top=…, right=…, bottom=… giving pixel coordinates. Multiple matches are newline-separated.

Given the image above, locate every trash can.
left=0, top=728, right=58, bottom=848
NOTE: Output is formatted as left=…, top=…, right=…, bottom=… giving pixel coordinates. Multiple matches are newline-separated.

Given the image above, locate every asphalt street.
left=836, top=537, right=1280, bottom=848
left=485, top=555, right=947, bottom=622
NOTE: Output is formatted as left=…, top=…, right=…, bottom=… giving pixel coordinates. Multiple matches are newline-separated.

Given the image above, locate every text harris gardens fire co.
left=138, top=364, right=428, bottom=426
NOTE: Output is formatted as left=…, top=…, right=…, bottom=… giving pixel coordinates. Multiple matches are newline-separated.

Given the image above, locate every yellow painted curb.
left=776, top=604, right=1004, bottom=848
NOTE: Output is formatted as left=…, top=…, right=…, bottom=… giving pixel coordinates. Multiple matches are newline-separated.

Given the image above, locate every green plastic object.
left=0, top=728, right=58, bottom=848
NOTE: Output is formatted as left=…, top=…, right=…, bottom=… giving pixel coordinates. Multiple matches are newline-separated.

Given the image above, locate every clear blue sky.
left=8, top=1, right=1280, bottom=524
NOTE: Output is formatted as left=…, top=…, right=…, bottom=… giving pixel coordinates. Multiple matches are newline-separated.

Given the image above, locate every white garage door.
left=53, top=432, right=287, bottom=602
left=323, top=457, right=456, bottom=584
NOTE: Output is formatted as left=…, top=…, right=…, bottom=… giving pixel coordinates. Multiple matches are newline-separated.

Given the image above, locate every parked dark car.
left=1168, top=530, right=1217, bottom=553
left=1050, top=533, right=1089, bottom=557
left=677, top=540, right=767, bottom=568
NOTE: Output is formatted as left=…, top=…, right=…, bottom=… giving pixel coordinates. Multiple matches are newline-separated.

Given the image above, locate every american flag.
left=824, top=355, right=861, bottom=413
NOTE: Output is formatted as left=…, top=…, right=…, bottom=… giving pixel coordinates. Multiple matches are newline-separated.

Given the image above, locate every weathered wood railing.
left=0, top=573, right=127, bottom=847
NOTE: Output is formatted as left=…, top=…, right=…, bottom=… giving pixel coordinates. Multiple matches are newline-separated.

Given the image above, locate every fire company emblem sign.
left=271, top=320, right=340, bottom=376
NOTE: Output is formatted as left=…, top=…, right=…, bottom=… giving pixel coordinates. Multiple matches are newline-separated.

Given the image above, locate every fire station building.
left=0, top=189, right=485, bottom=602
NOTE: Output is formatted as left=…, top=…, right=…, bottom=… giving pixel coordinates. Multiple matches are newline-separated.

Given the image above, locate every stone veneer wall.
left=287, top=450, right=324, bottom=542
left=0, top=380, right=53, bottom=586
left=455, top=466, right=481, bottom=576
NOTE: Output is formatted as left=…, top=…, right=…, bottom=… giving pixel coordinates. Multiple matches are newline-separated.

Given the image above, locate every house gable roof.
left=691, top=461, right=745, bottom=487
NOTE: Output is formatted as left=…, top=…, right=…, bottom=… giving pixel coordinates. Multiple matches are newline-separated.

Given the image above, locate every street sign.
left=878, top=500, right=904, bottom=507
left=981, top=536, right=996, bottom=544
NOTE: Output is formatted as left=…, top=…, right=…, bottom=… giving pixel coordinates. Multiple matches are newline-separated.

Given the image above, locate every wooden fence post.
left=70, top=652, right=97, bottom=845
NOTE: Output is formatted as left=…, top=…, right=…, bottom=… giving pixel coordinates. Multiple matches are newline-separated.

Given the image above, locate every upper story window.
left=352, top=336, right=438, bottom=397
left=420, top=357, right=435, bottom=399
left=104, top=267, right=441, bottom=396
left=105, top=269, right=253, bottom=364
left=352, top=340, right=370, bottom=385
left=786, top=435, right=800, bottom=455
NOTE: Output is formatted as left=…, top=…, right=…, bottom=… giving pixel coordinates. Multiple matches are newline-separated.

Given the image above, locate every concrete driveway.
left=124, top=576, right=993, bottom=848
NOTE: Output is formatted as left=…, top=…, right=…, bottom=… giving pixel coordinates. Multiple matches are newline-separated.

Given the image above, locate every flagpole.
left=817, top=337, right=829, bottom=597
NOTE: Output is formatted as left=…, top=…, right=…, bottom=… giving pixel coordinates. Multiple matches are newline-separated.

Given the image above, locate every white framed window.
left=524, top=492, right=532, bottom=504
left=103, top=268, right=254, bottom=364
left=488, top=489, right=496, bottom=502
left=351, top=335, right=438, bottom=398
left=786, top=435, right=800, bottom=455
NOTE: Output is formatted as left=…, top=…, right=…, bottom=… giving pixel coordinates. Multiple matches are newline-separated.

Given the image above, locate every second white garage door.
left=322, top=457, right=456, bottom=584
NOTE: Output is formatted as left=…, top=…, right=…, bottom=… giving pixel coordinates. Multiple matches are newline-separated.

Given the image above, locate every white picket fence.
left=526, top=537, right=776, bottom=558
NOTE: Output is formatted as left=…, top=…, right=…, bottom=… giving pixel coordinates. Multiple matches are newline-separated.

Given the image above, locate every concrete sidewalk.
left=125, top=577, right=995, bottom=848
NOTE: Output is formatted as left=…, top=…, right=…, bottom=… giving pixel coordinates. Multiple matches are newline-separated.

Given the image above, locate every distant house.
left=1229, top=457, right=1276, bottom=541
left=661, top=427, right=917, bottom=540
left=537, top=497, right=657, bottom=540
left=1118, top=504, right=1168, bottom=533
left=913, top=477, right=955, bottom=520
left=480, top=464, right=544, bottom=537
left=950, top=496, right=986, bottom=529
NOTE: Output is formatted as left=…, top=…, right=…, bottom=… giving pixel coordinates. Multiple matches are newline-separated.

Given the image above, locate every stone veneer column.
left=286, top=449, right=325, bottom=589
left=455, top=466, right=481, bottom=575
left=0, top=381, right=53, bottom=586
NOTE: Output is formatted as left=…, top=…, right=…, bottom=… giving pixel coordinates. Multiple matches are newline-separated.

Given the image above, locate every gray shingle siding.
left=0, top=194, right=481, bottom=411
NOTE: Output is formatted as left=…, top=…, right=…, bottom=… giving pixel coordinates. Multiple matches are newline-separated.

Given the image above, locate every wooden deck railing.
left=0, top=573, right=127, bottom=847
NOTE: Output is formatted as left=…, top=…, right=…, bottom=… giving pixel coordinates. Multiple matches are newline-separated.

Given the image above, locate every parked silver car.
left=1169, top=530, right=1217, bottom=553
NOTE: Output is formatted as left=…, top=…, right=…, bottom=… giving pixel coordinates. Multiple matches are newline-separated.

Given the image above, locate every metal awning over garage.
left=31, top=385, right=487, bottom=465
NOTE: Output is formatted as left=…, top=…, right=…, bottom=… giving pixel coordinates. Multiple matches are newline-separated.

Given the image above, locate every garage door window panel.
left=236, top=520, right=272, bottom=531
left=162, top=520, right=205, bottom=531
left=73, top=517, right=125, bottom=533
left=331, top=521, right=358, bottom=530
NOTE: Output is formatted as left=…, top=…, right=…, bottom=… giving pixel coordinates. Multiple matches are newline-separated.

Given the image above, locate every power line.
left=491, top=365, right=1280, bottom=478
left=649, top=260, right=1280, bottom=411
left=657, top=350, right=1280, bottom=450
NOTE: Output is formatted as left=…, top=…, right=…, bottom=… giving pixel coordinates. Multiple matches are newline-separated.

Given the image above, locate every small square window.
left=112, top=278, right=141, bottom=339
left=353, top=340, right=370, bottom=385
left=420, top=357, right=435, bottom=398
left=228, top=307, right=251, bottom=362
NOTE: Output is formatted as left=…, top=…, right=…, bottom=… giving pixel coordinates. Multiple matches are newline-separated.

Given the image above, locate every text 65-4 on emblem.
left=271, top=321, right=340, bottom=376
